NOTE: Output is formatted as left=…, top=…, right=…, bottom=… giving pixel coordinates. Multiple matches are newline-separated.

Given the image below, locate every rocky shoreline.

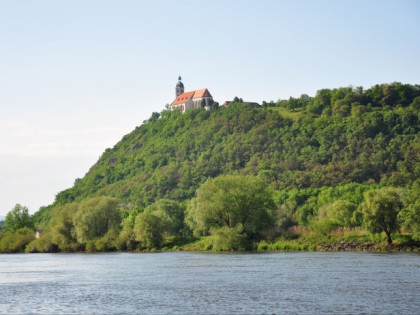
left=317, top=241, right=420, bottom=252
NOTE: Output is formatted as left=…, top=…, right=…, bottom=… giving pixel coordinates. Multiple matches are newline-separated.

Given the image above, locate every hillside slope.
left=47, top=83, right=419, bottom=211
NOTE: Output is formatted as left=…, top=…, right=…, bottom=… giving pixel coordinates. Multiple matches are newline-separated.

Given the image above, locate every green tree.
left=3, top=204, right=33, bottom=232
left=400, top=200, right=420, bottom=241
left=133, top=210, right=167, bottom=248
left=410, top=96, right=420, bottom=111
left=288, top=97, right=300, bottom=111
left=399, top=183, right=420, bottom=241
left=317, top=200, right=357, bottom=227
left=313, top=200, right=357, bottom=234
left=72, top=197, right=121, bottom=244
left=132, top=199, right=184, bottom=249
left=0, top=227, right=35, bottom=253
left=148, top=112, right=160, bottom=122
left=49, top=203, right=79, bottom=251
left=359, top=187, right=403, bottom=245
left=145, top=199, right=185, bottom=236
left=117, top=206, right=142, bottom=250
left=186, top=175, right=276, bottom=241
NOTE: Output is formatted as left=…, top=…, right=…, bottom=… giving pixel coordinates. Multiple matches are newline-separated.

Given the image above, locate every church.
left=170, top=76, right=213, bottom=113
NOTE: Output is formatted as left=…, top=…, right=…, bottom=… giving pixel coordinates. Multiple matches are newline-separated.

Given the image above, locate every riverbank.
left=2, top=227, right=419, bottom=254
left=179, top=229, right=420, bottom=253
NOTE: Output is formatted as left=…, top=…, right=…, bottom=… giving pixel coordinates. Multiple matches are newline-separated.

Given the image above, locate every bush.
left=207, top=226, right=248, bottom=251
left=0, top=228, right=35, bottom=253
left=94, top=229, right=119, bottom=252
left=26, top=233, right=56, bottom=253
left=311, top=218, right=342, bottom=235
left=257, top=241, right=269, bottom=252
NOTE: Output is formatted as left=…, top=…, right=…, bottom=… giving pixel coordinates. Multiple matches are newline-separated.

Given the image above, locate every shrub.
left=26, top=232, right=56, bottom=253
left=0, top=228, right=35, bottom=253
left=207, top=226, right=247, bottom=251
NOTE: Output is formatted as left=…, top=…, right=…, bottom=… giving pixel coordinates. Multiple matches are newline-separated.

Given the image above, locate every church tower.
left=175, top=75, right=184, bottom=97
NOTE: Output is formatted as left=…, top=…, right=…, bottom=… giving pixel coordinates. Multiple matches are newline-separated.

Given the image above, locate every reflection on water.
left=0, top=252, right=419, bottom=314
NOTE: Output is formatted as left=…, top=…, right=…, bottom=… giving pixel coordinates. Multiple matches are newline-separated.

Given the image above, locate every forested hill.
left=0, top=82, right=413, bottom=253
left=47, top=82, right=419, bottom=212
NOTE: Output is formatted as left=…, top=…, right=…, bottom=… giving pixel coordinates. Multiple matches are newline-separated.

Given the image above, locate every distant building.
left=221, top=101, right=261, bottom=108
left=170, top=76, right=214, bottom=113
left=35, top=229, right=43, bottom=239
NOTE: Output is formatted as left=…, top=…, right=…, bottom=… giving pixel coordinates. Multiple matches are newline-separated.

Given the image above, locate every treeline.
left=1, top=82, right=419, bottom=252
left=1, top=179, right=419, bottom=252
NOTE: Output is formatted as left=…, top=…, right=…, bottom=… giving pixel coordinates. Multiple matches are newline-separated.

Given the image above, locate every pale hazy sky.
left=0, top=0, right=419, bottom=217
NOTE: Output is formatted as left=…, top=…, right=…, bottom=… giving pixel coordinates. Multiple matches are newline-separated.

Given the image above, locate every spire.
left=175, top=75, right=184, bottom=97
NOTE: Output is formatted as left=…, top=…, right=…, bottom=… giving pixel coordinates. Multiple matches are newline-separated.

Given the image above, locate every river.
left=0, top=252, right=419, bottom=314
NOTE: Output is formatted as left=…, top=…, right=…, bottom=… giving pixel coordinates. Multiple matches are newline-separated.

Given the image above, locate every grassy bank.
left=179, top=228, right=420, bottom=253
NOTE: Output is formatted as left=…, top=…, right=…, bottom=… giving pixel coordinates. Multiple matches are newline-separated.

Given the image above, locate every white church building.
left=170, top=76, right=213, bottom=113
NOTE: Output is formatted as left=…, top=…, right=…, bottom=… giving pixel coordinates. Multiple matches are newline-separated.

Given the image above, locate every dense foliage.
left=186, top=175, right=275, bottom=247
left=359, top=187, right=404, bottom=245
left=3, top=204, right=33, bottom=232
left=2, top=82, right=419, bottom=252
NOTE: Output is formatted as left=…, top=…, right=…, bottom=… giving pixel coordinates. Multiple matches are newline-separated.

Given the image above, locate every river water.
left=0, top=252, right=419, bottom=314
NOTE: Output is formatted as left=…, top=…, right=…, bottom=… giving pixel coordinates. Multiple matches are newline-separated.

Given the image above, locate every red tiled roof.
left=193, top=88, right=212, bottom=98
left=172, top=91, right=195, bottom=105
left=171, top=89, right=212, bottom=105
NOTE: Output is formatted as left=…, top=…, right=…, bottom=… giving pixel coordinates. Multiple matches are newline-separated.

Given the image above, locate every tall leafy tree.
left=72, top=197, right=121, bottom=244
left=49, top=203, right=79, bottom=251
left=186, top=175, right=276, bottom=241
left=134, top=210, right=167, bottom=248
left=359, top=187, right=403, bottom=245
left=3, top=204, right=33, bottom=232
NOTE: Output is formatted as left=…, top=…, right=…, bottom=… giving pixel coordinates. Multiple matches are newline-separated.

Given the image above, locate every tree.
left=400, top=199, right=420, bottom=241
left=309, top=89, right=331, bottom=114
left=410, top=96, right=420, bottom=111
left=117, top=206, right=142, bottom=250
left=148, top=112, right=160, bottom=122
left=317, top=200, right=357, bottom=227
left=49, top=203, right=79, bottom=251
left=359, top=187, right=403, bottom=245
left=399, top=182, right=420, bottom=241
left=134, top=210, right=167, bottom=248
left=288, top=97, right=300, bottom=111
left=145, top=199, right=185, bottom=236
left=313, top=200, right=357, bottom=234
left=186, top=175, right=276, bottom=241
left=72, top=197, right=121, bottom=244
left=132, top=199, right=184, bottom=249
left=211, top=101, right=219, bottom=110
left=0, top=227, right=35, bottom=253
left=3, top=204, right=33, bottom=232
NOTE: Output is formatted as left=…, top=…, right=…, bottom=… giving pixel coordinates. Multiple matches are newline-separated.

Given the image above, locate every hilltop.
left=1, top=82, right=419, bottom=253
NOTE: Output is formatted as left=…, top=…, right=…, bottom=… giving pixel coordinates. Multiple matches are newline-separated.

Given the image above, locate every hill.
left=3, top=82, right=420, bottom=252
left=52, top=83, right=420, bottom=207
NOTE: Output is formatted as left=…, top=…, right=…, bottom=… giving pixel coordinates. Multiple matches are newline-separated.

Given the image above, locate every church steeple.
left=175, top=75, right=184, bottom=97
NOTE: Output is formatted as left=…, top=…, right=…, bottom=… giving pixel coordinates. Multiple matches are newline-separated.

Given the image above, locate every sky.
left=0, top=0, right=419, bottom=217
